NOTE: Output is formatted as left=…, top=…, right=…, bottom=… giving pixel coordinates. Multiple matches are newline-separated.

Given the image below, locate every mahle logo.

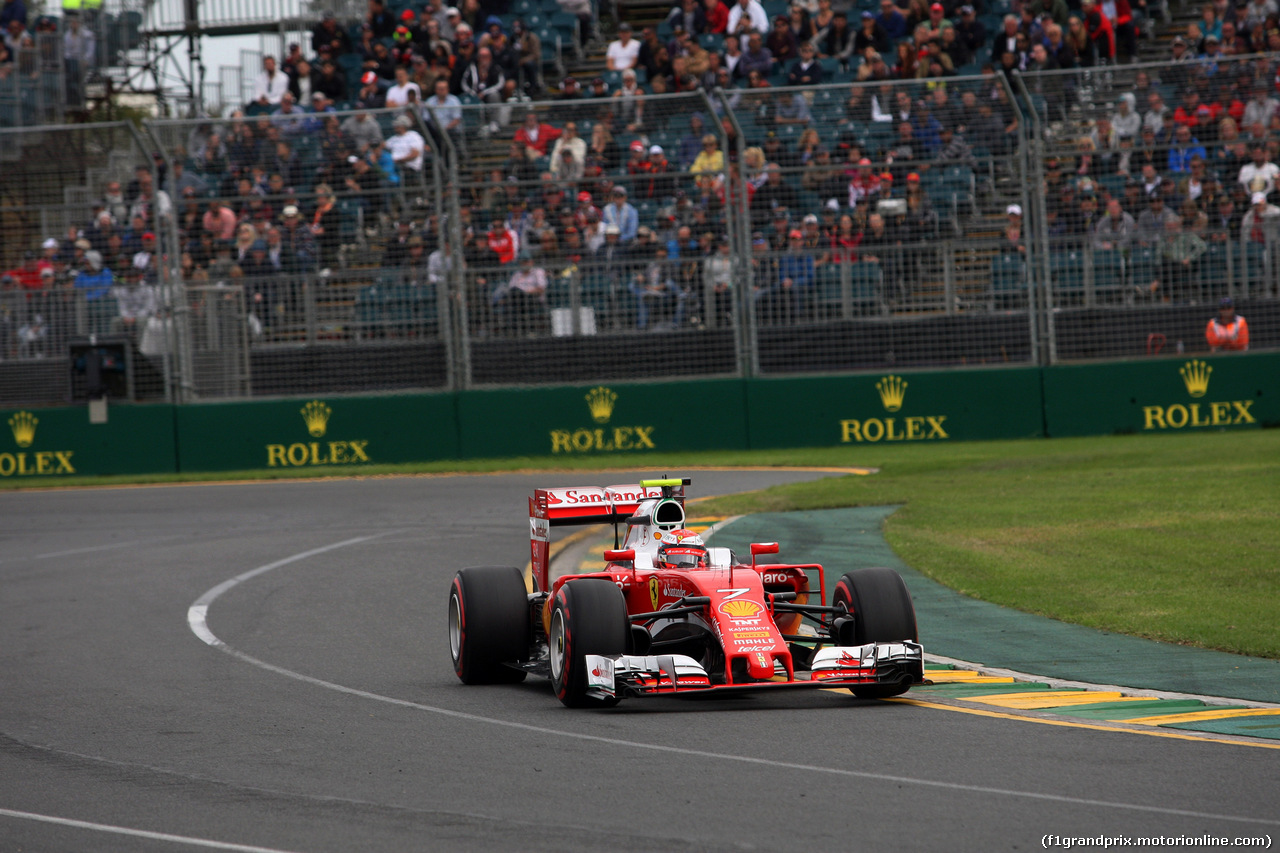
left=550, top=386, right=657, bottom=454
left=2, top=410, right=75, bottom=476
left=1143, top=360, right=1254, bottom=431
left=266, top=400, right=372, bottom=467
left=840, top=375, right=949, bottom=444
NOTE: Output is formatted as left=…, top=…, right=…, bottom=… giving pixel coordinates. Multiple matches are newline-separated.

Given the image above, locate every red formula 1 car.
left=447, top=478, right=924, bottom=707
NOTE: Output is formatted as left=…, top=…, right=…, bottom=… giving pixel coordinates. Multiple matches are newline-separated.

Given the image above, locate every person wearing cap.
left=311, top=9, right=351, bottom=56
left=355, top=69, right=385, bottom=110
left=602, top=185, right=639, bottom=243
left=277, top=203, right=318, bottom=273
left=631, top=144, right=673, bottom=200
left=1241, top=191, right=1280, bottom=244
left=1136, top=190, right=1177, bottom=247
left=492, top=252, right=548, bottom=336
left=1206, top=297, right=1249, bottom=351
left=764, top=227, right=814, bottom=325
left=606, top=22, right=641, bottom=71
left=74, top=249, right=113, bottom=302
left=387, top=114, right=426, bottom=179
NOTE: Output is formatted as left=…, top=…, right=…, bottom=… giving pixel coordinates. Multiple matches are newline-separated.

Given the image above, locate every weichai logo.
left=839, top=375, right=949, bottom=443
left=266, top=400, right=372, bottom=467
left=550, top=386, right=657, bottom=453
left=1142, top=360, right=1255, bottom=431
left=2, top=411, right=76, bottom=476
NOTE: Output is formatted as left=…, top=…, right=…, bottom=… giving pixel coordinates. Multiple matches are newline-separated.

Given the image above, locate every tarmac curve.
left=1, top=470, right=1276, bottom=853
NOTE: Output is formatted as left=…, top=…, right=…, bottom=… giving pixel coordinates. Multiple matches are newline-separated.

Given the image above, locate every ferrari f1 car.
left=447, top=478, right=924, bottom=707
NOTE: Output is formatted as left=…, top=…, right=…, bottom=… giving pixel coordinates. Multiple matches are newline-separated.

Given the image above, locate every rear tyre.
left=548, top=579, right=628, bottom=708
left=449, top=566, right=530, bottom=684
left=833, top=567, right=919, bottom=699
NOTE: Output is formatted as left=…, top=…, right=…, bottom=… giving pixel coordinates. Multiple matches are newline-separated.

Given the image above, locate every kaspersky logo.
left=2, top=411, right=76, bottom=476
left=1143, top=360, right=1254, bottom=430
left=266, top=400, right=371, bottom=467
left=550, top=386, right=657, bottom=454
left=840, top=375, right=949, bottom=443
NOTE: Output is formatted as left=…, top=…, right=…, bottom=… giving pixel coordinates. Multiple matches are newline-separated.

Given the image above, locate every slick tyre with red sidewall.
left=449, top=566, right=530, bottom=684
left=833, top=567, right=919, bottom=699
left=548, top=579, right=628, bottom=708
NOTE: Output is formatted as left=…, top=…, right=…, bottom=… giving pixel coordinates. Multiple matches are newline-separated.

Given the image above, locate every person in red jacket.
left=1111, top=0, right=1136, bottom=60
left=1206, top=297, right=1249, bottom=351
left=487, top=220, right=520, bottom=265
left=513, top=111, right=562, bottom=160
left=1080, top=0, right=1115, bottom=63
left=704, top=0, right=729, bottom=33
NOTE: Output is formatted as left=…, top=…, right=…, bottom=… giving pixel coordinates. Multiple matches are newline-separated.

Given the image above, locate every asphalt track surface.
left=2, top=470, right=1277, bottom=853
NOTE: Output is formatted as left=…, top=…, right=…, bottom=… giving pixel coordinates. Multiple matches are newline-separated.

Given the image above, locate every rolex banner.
left=0, top=404, right=177, bottom=478
left=455, top=380, right=750, bottom=458
left=173, top=394, right=459, bottom=472
left=745, top=368, right=1046, bottom=448
left=1042, top=353, right=1280, bottom=437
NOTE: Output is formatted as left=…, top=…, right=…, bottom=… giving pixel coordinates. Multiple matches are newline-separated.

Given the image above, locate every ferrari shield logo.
left=649, top=577, right=660, bottom=610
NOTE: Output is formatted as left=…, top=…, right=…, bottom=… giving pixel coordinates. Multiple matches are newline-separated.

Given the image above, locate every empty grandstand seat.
left=818, top=261, right=881, bottom=317
left=1128, top=246, right=1158, bottom=292
left=1092, top=248, right=1125, bottom=303
left=989, top=253, right=1027, bottom=309
left=1050, top=248, right=1086, bottom=305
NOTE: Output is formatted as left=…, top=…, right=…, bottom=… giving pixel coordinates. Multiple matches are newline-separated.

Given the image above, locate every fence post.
left=714, top=87, right=755, bottom=379
left=1011, top=71, right=1050, bottom=366
left=424, top=104, right=468, bottom=391
left=138, top=119, right=193, bottom=403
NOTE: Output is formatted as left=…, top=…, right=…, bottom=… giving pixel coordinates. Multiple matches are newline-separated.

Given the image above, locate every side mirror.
left=604, top=549, right=635, bottom=563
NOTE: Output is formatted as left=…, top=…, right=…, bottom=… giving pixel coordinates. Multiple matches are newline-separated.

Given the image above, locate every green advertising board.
left=456, top=380, right=750, bottom=458
left=174, top=393, right=459, bottom=472
left=744, top=368, right=1046, bottom=448
left=0, top=404, right=177, bottom=478
left=1043, top=353, right=1279, bottom=437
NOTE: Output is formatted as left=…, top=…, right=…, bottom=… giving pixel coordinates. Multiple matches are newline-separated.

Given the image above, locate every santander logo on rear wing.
left=535, top=484, right=668, bottom=523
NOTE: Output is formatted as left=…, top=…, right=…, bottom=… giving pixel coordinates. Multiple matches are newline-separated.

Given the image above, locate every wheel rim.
left=549, top=610, right=566, bottom=682
left=448, top=592, right=462, bottom=662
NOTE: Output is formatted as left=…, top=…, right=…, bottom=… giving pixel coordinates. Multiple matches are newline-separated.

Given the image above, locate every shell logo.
left=719, top=600, right=763, bottom=618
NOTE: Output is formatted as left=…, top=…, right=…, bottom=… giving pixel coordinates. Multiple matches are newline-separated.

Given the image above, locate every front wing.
left=583, top=642, right=925, bottom=701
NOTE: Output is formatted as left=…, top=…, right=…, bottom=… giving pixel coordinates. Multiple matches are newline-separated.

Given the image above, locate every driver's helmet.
left=657, top=528, right=707, bottom=569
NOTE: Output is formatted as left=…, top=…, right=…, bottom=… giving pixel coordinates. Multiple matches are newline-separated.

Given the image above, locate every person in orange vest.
left=1205, top=296, right=1249, bottom=351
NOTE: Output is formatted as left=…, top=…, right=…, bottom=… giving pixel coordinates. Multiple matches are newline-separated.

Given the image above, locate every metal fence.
left=1, top=61, right=1277, bottom=406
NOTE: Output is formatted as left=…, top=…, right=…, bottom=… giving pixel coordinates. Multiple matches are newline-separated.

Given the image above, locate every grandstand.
left=1, top=0, right=1277, bottom=405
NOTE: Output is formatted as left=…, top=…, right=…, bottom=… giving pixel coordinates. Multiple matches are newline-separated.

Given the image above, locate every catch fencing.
left=1, top=62, right=1276, bottom=406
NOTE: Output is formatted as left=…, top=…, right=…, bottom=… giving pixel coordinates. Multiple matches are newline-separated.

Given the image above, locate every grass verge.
left=694, top=430, right=1280, bottom=661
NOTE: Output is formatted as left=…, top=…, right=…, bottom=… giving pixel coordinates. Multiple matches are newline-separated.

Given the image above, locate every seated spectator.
left=253, top=55, right=289, bottom=108
left=764, top=228, right=814, bottom=324
left=1168, top=124, right=1207, bottom=174
left=1241, top=191, right=1280, bottom=243
left=75, top=250, right=113, bottom=301
left=727, top=0, right=769, bottom=42
left=738, top=32, right=773, bottom=77
left=1238, top=142, right=1278, bottom=197
left=493, top=253, right=547, bottom=335
left=876, top=0, right=908, bottom=41
left=788, top=41, right=823, bottom=86
left=630, top=243, right=684, bottom=329
left=514, top=111, right=562, bottom=160
left=1093, top=198, right=1136, bottom=250
left=602, top=186, right=639, bottom=243
left=690, top=134, right=725, bottom=197
left=606, top=22, right=640, bottom=71
left=822, top=12, right=855, bottom=62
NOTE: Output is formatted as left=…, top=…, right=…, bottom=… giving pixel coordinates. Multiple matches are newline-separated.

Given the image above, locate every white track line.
left=186, top=537, right=1280, bottom=830
left=0, top=807, right=302, bottom=853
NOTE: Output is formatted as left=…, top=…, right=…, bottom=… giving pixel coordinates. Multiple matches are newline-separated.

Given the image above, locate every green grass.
left=693, top=431, right=1280, bottom=660
left=7, top=430, right=1277, bottom=659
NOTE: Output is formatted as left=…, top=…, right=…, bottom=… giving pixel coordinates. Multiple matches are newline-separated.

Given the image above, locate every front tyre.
left=833, top=567, right=919, bottom=699
left=548, top=579, right=628, bottom=708
left=449, top=566, right=530, bottom=684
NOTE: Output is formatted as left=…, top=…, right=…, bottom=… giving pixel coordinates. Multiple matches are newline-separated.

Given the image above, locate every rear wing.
left=528, top=479, right=688, bottom=592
